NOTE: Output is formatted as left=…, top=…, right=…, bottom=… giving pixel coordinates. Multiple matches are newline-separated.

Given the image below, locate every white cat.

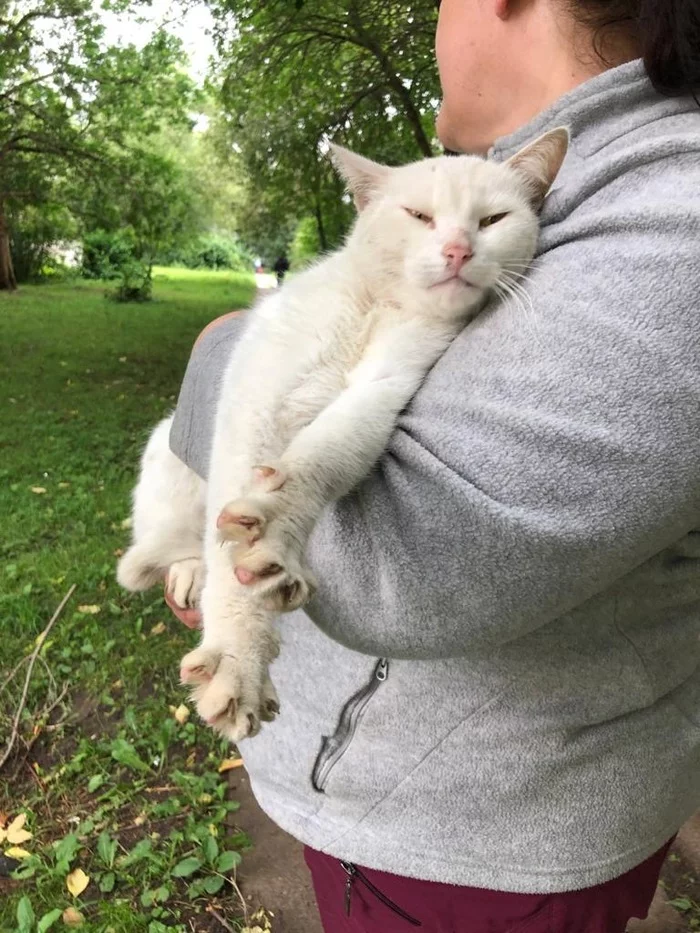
left=117, top=130, right=568, bottom=742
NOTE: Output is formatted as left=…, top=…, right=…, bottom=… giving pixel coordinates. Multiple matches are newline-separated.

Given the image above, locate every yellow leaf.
left=58, top=482, right=71, bottom=488
left=62, top=907, right=84, bottom=926
left=6, top=814, right=32, bottom=844
left=7, top=826, right=32, bottom=844
left=120, top=517, right=132, bottom=529
left=150, top=621, right=166, bottom=635
left=133, top=813, right=146, bottom=827
left=218, top=758, right=244, bottom=773
left=77, top=605, right=100, bottom=615
left=173, top=704, right=189, bottom=724
left=31, top=486, right=47, bottom=494
left=66, top=867, right=90, bottom=897
left=5, top=846, right=31, bottom=859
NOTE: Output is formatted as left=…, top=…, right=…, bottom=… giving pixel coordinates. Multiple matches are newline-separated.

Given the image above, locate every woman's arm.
left=302, top=216, right=700, bottom=658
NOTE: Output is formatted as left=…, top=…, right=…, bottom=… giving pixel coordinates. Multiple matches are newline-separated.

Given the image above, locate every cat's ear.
left=505, top=127, right=569, bottom=210
left=329, top=144, right=389, bottom=211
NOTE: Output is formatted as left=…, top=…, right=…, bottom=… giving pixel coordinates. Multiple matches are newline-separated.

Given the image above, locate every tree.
left=207, top=0, right=441, bottom=257
left=0, top=0, right=196, bottom=290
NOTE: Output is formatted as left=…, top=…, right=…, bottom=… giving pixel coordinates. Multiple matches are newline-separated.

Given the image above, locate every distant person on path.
left=273, top=253, right=290, bottom=286
left=165, top=0, right=700, bottom=929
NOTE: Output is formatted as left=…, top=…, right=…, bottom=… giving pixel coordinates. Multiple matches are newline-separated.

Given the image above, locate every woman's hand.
left=164, top=583, right=201, bottom=629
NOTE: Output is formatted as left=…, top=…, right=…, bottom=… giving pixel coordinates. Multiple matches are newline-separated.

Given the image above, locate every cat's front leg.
left=180, top=560, right=281, bottom=740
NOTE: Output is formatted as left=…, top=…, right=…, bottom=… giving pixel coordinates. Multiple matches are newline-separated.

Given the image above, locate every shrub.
left=159, top=233, right=253, bottom=272
left=81, top=229, right=137, bottom=280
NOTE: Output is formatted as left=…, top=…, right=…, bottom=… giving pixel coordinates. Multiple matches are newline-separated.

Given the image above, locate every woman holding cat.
left=166, top=0, right=700, bottom=930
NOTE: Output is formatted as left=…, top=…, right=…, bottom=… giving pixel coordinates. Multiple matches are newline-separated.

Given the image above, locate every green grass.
left=0, top=269, right=260, bottom=933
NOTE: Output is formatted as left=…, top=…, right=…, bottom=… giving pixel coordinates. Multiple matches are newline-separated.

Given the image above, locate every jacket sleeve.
left=304, top=197, right=700, bottom=659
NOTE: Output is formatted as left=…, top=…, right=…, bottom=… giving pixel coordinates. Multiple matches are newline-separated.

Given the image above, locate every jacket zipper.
left=341, top=861, right=422, bottom=926
left=311, top=658, right=388, bottom=793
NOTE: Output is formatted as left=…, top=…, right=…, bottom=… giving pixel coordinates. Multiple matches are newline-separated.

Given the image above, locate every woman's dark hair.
left=570, top=0, right=700, bottom=94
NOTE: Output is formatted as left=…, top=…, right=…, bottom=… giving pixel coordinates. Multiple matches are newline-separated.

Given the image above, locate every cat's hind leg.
left=117, top=416, right=207, bottom=598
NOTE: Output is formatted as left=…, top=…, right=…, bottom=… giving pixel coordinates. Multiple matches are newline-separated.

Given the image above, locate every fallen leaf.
left=62, top=907, right=84, bottom=926
left=111, top=679, right=123, bottom=690
left=58, top=482, right=71, bottom=489
left=133, top=813, right=146, bottom=827
left=150, top=621, right=166, bottom=635
left=5, top=813, right=32, bottom=845
left=5, top=846, right=31, bottom=859
left=218, top=758, right=244, bottom=773
left=0, top=812, right=7, bottom=829
left=66, top=867, right=90, bottom=897
left=113, top=548, right=123, bottom=557
left=77, top=605, right=100, bottom=615
left=31, top=486, right=47, bottom=494
left=120, top=517, right=132, bottom=529
left=173, top=704, right=189, bottom=724
left=119, top=356, right=127, bottom=362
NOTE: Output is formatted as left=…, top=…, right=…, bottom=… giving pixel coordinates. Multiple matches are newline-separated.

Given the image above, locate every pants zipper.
left=341, top=861, right=422, bottom=926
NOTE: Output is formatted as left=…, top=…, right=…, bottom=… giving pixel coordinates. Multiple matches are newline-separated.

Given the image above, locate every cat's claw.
left=217, top=500, right=266, bottom=545
left=234, top=542, right=316, bottom=612
left=180, top=645, right=280, bottom=741
left=166, top=557, right=203, bottom=610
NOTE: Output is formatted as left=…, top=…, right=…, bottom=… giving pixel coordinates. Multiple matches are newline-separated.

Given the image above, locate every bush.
left=10, top=204, right=78, bottom=283
left=81, top=229, right=139, bottom=280
left=159, top=233, right=253, bottom=272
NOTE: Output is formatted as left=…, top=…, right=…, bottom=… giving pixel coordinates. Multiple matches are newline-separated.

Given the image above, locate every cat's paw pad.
left=235, top=544, right=315, bottom=613
left=183, top=649, right=280, bottom=741
left=166, top=557, right=203, bottom=610
left=216, top=500, right=266, bottom=545
left=180, top=645, right=219, bottom=685
left=252, top=462, right=287, bottom=492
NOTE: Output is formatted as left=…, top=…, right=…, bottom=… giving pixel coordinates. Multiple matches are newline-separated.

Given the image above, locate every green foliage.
left=289, top=215, right=322, bottom=270
left=0, top=0, right=199, bottom=289
left=160, top=232, right=253, bottom=272
left=82, top=230, right=137, bottom=281
left=207, top=0, right=440, bottom=256
left=9, top=203, right=77, bottom=283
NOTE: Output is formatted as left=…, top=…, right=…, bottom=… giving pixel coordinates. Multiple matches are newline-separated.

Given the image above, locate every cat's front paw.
left=180, top=645, right=280, bottom=741
left=234, top=541, right=316, bottom=612
left=166, top=557, right=203, bottom=610
left=216, top=465, right=287, bottom=546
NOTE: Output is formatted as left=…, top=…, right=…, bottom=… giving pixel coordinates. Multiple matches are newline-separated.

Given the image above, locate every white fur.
left=118, top=130, right=568, bottom=742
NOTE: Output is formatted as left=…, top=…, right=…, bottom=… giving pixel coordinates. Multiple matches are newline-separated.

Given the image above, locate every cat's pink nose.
left=442, top=242, right=473, bottom=271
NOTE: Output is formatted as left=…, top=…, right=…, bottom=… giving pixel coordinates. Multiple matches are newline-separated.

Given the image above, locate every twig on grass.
left=0, top=583, right=76, bottom=771
left=206, top=905, right=238, bottom=933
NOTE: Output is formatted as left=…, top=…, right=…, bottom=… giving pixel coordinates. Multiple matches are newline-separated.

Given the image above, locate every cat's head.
left=330, top=129, right=568, bottom=320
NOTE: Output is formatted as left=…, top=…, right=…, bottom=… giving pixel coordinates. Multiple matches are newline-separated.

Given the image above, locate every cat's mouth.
left=430, top=275, right=476, bottom=291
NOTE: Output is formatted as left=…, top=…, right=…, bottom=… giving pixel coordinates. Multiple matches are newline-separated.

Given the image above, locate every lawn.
left=0, top=269, right=268, bottom=933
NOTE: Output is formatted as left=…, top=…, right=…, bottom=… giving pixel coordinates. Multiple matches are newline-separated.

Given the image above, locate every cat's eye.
left=479, top=212, right=509, bottom=229
left=404, top=207, right=433, bottom=224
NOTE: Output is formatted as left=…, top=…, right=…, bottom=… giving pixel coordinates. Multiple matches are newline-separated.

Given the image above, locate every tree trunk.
left=314, top=196, right=328, bottom=252
left=0, top=204, right=17, bottom=291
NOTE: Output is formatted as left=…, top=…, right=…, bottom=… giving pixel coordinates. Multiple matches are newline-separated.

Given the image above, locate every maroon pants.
left=304, top=840, right=673, bottom=933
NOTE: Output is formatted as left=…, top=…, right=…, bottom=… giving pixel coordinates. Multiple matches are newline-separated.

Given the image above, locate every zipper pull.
left=375, top=659, right=388, bottom=681
left=341, top=861, right=356, bottom=917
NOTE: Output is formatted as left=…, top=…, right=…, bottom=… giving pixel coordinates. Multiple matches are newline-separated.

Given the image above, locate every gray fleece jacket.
left=170, top=61, right=700, bottom=893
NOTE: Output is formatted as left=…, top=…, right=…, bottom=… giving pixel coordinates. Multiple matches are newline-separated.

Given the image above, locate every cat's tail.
left=116, top=542, right=167, bottom=592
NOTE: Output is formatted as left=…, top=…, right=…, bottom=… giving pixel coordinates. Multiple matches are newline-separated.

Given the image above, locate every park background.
left=1, top=1, right=699, bottom=931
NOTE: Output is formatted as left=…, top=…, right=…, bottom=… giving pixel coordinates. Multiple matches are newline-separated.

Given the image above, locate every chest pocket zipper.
left=341, top=861, right=422, bottom=926
left=312, top=658, right=388, bottom=793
